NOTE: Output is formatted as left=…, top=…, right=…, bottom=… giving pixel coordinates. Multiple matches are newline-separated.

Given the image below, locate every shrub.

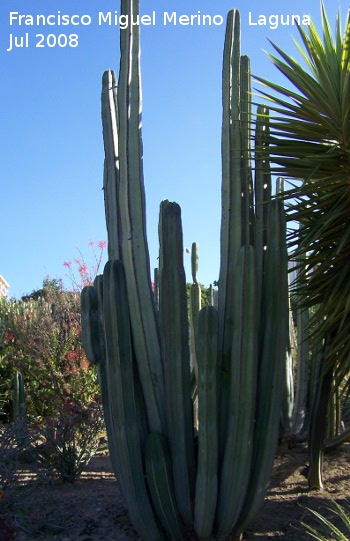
left=0, top=280, right=99, bottom=420
left=35, top=399, right=104, bottom=483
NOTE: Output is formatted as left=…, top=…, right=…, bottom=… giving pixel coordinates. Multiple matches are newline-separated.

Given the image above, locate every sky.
left=0, top=0, right=348, bottom=299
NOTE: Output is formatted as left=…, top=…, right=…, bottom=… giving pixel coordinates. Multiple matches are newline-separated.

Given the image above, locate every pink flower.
left=98, top=240, right=107, bottom=250
left=63, top=261, right=72, bottom=268
left=88, top=240, right=95, bottom=247
left=78, top=263, right=88, bottom=275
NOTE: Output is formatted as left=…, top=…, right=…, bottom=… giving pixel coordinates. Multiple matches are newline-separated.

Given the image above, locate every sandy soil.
left=1, top=442, right=349, bottom=541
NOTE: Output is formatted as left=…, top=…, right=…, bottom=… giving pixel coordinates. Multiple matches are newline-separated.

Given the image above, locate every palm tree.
left=255, top=3, right=350, bottom=488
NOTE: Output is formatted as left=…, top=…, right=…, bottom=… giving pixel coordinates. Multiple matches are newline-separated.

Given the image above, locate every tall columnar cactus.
left=81, top=2, right=289, bottom=540
left=101, top=4, right=166, bottom=437
left=158, top=200, right=196, bottom=526
left=189, top=241, right=202, bottom=392
left=13, top=371, right=31, bottom=450
left=13, top=371, right=26, bottom=423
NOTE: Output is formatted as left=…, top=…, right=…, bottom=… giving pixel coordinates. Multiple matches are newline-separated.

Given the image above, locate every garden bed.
left=1, top=442, right=350, bottom=540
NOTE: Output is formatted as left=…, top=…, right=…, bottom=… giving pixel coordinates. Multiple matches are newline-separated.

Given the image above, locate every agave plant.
left=256, top=3, right=350, bottom=488
left=302, top=499, right=350, bottom=540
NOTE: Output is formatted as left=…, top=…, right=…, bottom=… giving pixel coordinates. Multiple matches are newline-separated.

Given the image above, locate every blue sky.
left=0, top=0, right=347, bottom=298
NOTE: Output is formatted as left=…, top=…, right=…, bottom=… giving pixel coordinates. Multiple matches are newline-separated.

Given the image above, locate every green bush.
left=35, top=399, right=104, bottom=483
left=0, top=280, right=99, bottom=420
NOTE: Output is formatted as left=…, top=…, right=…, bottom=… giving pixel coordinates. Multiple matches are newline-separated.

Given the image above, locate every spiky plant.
left=302, top=499, right=350, bottom=540
left=256, top=3, right=350, bottom=488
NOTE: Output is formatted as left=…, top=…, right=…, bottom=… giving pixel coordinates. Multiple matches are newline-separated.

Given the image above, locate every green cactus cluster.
left=81, top=1, right=289, bottom=539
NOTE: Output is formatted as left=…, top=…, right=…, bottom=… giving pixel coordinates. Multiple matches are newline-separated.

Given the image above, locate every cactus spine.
left=81, top=3, right=289, bottom=540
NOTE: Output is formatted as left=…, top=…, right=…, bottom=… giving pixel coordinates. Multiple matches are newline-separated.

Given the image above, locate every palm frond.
left=256, top=3, right=350, bottom=383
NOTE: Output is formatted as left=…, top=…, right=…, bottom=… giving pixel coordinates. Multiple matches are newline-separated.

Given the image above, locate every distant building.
left=0, top=275, right=9, bottom=298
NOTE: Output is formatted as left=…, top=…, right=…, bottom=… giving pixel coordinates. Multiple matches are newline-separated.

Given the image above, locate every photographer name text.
left=6, top=10, right=311, bottom=52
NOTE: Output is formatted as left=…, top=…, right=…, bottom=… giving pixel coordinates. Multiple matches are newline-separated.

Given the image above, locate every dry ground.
left=1, top=442, right=349, bottom=541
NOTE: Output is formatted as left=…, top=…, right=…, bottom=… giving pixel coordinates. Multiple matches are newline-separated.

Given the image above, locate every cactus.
left=13, top=371, right=31, bottom=453
left=233, top=199, right=289, bottom=535
left=102, top=259, right=165, bottom=540
left=81, top=2, right=290, bottom=540
left=101, top=5, right=166, bottom=437
left=13, top=371, right=26, bottom=423
left=194, top=306, right=218, bottom=539
left=189, top=242, right=201, bottom=392
left=215, top=245, right=258, bottom=537
left=158, top=200, right=196, bottom=526
left=145, top=432, right=183, bottom=541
